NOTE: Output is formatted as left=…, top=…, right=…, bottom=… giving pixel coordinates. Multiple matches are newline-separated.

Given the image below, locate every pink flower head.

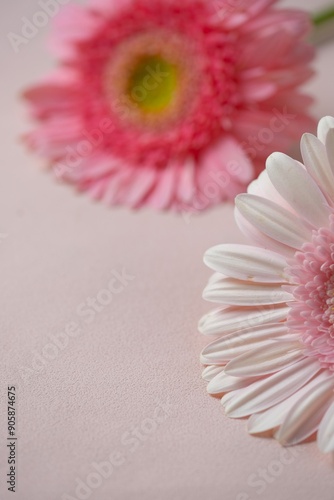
left=24, top=0, right=315, bottom=211
left=200, top=116, right=334, bottom=453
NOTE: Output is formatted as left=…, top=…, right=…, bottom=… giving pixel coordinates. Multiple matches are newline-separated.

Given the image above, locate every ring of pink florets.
left=72, top=0, right=239, bottom=168
left=286, top=214, right=334, bottom=371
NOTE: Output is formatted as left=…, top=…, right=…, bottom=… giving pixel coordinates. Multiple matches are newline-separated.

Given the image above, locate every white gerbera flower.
left=199, top=116, right=334, bottom=453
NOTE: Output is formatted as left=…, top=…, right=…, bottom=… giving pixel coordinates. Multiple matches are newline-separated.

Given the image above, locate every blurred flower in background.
left=23, top=0, right=315, bottom=211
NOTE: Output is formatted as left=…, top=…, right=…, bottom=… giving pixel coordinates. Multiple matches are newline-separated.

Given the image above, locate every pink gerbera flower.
left=24, top=0, right=314, bottom=211
left=200, top=116, right=334, bottom=453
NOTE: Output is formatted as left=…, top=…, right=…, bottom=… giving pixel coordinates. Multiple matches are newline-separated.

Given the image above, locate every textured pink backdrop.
left=1, top=1, right=334, bottom=499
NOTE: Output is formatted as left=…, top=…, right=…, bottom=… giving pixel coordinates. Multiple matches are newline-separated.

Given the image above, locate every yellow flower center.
left=126, top=55, right=179, bottom=115
left=104, top=31, right=199, bottom=129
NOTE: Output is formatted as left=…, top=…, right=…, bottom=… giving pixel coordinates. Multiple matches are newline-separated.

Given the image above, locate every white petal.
left=201, top=323, right=292, bottom=364
left=207, top=372, right=259, bottom=395
left=235, top=208, right=296, bottom=259
left=301, top=133, right=334, bottom=200
left=202, top=365, right=225, bottom=382
left=266, top=153, right=331, bottom=228
left=236, top=194, right=311, bottom=249
left=275, top=375, right=334, bottom=446
left=224, top=358, right=320, bottom=418
left=317, top=116, right=334, bottom=144
left=225, top=341, right=304, bottom=377
left=248, top=169, right=292, bottom=211
left=318, top=401, right=334, bottom=453
left=208, top=272, right=227, bottom=284
left=248, top=371, right=332, bottom=434
left=221, top=389, right=242, bottom=408
left=204, top=244, right=288, bottom=283
left=199, top=304, right=290, bottom=336
left=203, top=277, right=292, bottom=306
left=326, top=129, right=334, bottom=178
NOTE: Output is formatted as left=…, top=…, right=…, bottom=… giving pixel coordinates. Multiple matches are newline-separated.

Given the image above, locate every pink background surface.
left=1, top=1, right=334, bottom=499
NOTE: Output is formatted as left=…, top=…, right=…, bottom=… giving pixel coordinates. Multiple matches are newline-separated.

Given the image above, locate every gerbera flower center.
left=103, top=31, right=198, bottom=130
left=126, top=54, right=179, bottom=115
left=287, top=220, right=334, bottom=371
left=324, top=275, right=334, bottom=335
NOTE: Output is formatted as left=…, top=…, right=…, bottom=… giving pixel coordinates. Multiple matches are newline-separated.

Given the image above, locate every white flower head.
left=200, top=116, right=334, bottom=453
